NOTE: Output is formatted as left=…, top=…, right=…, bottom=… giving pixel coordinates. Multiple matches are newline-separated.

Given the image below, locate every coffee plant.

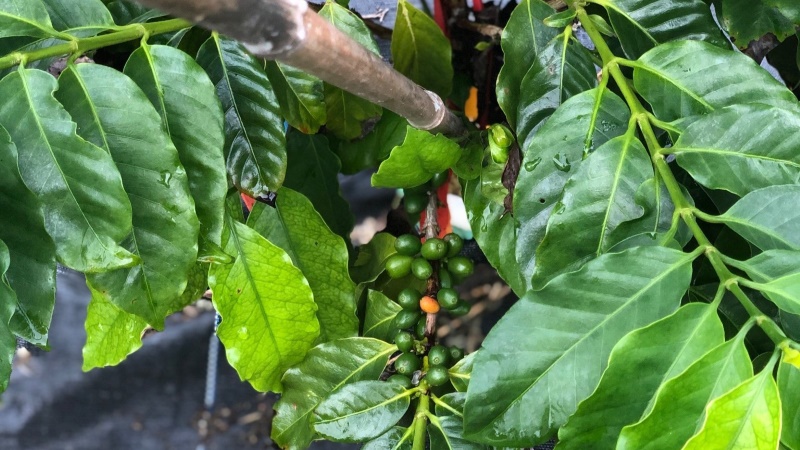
left=0, top=0, right=799, bottom=448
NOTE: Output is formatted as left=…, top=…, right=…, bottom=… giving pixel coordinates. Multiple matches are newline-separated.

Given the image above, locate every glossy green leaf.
left=58, top=63, right=199, bottom=329
left=532, top=133, right=653, bottom=287
left=313, top=380, right=412, bottom=442
left=350, top=233, right=397, bottom=285
left=196, top=34, right=286, bottom=197
left=514, top=88, right=631, bottom=290
left=371, top=127, right=462, bottom=188
left=617, top=337, right=754, bottom=450
left=363, top=290, right=401, bottom=342
left=449, top=352, right=476, bottom=392
left=633, top=40, right=798, bottom=122
left=515, top=30, right=597, bottom=145
left=0, top=67, right=135, bottom=273
left=435, top=392, right=467, bottom=417
left=715, top=185, right=800, bottom=251
left=0, top=126, right=56, bottom=345
left=392, top=0, right=453, bottom=98
left=40, top=0, right=114, bottom=30
left=0, top=240, right=16, bottom=393
left=362, top=427, right=412, bottom=450
left=557, top=303, right=724, bottom=449
left=209, top=219, right=319, bottom=392
left=464, top=246, right=694, bottom=446
left=81, top=290, right=148, bottom=371
left=592, top=0, right=726, bottom=59
left=334, top=111, right=408, bottom=174
left=429, top=414, right=488, bottom=450
left=0, top=0, right=59, bottom=39
left=671, top=104, right=800, bottom=197
left=106, top=0, right=166, bottom=25
left=271, top=337, right=394, bottom=449
left=782, top=310, right=800, bottom=341
left=248, top=189, right=357, bottom=342
left=125, top=44, right=228, bottom=261
left=264, top=61, right=326, bottom=134
left=736, top=250, right=800, bottom=314
left=767, top=0, right=800, bottom=22
left=318, top=1, right=382, bottom=140
left=462, top=174, right=525, bottom=295
left=778, top=359, right=800, bottom=449
left=283, top=129, right=354, bottom=241
left=719, top=0, right=796, bottom=45
left=496, top=0, right=557, bottom=129
left=683, top=367, right=781, bottom=450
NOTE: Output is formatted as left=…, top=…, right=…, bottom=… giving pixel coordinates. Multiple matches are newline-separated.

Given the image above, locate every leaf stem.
left=411, top=388, right=430, bottom=450
left=0, top=19, right=192, bottom=70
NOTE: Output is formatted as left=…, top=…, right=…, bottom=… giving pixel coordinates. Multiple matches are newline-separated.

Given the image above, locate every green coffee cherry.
left=411, top=258, right=433, bottom=280
left=450, top=300, right=470, bottom=317
left=443, top=233, right=463, bottom=257
left=431, top=170, right=449, bottom=188
left=490, top=123, right=514, bottom=148
left=437, top=288, right=459, bottom=310
left=415, top=316, right=427, bottom=339
left=428, top=345, right=449, bottom=367
left=394, top=310, right=420, bottom=329
left=439, top=269, right=453, bottom=289
left=449, top=346, right=465, bottom=362
left=395, top=352, right=420, bottom=375
left=397, top=288, right=422, bottom=310
left=395, top=234, right=422, bottom=256
left=385, top=254, right=413, bottom=279
left=421, top=238, right=448, bottom=261
left=388, top=374, right=412, bottom=389
left=447, top=256, right=474, bottom=278
left=394, top=331, right=414, bottom=352
left=404, top=193, right=427, bottom=215
left=426, top=365, right=449, bottom=387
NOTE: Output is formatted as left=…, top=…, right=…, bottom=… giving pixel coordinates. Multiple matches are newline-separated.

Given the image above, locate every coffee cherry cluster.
left=402, top=170, right=449, bottom=215
left=385, top=231, right=474, bottom=388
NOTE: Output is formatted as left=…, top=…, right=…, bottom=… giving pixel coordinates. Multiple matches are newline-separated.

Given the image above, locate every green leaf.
left=209, top=219, right=319, bottom=392
left=736, top=250, right=800, bottom=314
left=318, top=1, right=382, bottom=140
left=720, top=0, right=796, bottom=45
left=496, top=0, right=557, bottom=129
left=40, top=0, right=114, bottom=30
left=683, top=366, right=781, bottom=450
left=714, top=185, right=800, bottom=251
left=313, top=380, right=412, bottom=442
left=362, top=427, right=412, bottom=450
left=0, top=0, right=59, bottom=39
left=350, top=232, right=397, bottom=285
left=196, top=34, right=286, bottom=197
left=515, top=30, right=597, bottom=145
left=513, top=88, right=631, bottom=290
left=248, top=189, right=357, bottom=342
left=124, top=44, right=228, bottom=261
left=272, top=337, right=394, bottom=449
left=363, top=289, right=402, bottom=342
left=428, top=414, right=488, bottom=450
left=557, top=303, right=724, bottom=449
left=767, top=0, right=800, bottom=22
left=0, top=240, right=17, bottom=393
left=452, top=135, right=484, bottom=181
left=532, top=133, right=653, bottom=287
left=617, top=337, right=754, bottom=450
left=106, top=0, right=166, bottom=25
left=0, top=67, right=135, bottom=273
left=81, top=289, right=148, bottom=371
left=778, top=359, right=800, bottom=449
left=334, top=111, right=408, bottom=174
left=392, top=0, right=453, bottom=98
left=0, top=126, right=56, bottom=345
left=435, top=392, right=467, bottom=417
left=672, top=104, right=800, bottom=197
left=264, top=61, right=326, bottom=134
left=544, top=9, right=577, bottom=28
left=464, top=246, right=694, bottom=446
left=283, top=129, right=354, bottom=241
left=633, top=40, right=798, bottom=122
left=449, top=352, right=476, bottom=392
left=592, top=0, right=726, bottom=59
left=58, top=63, right=199, bottom=329
left=371, top=127, right=462, bottom=188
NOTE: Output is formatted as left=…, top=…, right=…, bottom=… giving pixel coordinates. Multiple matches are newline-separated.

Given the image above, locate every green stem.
left=412, top=389, right=431, bottom=450
left=0, top=19, right=192, bottom=70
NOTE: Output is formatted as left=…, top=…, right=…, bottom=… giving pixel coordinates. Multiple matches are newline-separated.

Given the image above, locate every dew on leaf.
left=523, top=157, right=541, bottom=172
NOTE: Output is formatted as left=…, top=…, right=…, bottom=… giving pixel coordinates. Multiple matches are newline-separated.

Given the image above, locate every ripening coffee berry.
left=395, top=234, right=422, bottom=256
left=411, top=258, right=433, bottom=280
left=419, top=295, right=440, bottom=314
left=385, top=254, right=413, bottom=279
left=421, top=238, right=448, bottom=261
